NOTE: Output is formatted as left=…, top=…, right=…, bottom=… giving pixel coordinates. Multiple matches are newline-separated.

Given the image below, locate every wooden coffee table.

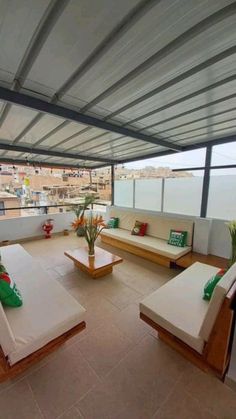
left=64, top=246, right=123, bottom=279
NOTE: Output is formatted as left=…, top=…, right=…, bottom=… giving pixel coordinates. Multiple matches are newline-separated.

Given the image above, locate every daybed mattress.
left=101, top=228, right=191, bottom=260
left=1, top=245, right=86, bottom=365
left=140, top=262, right=219, bottom=353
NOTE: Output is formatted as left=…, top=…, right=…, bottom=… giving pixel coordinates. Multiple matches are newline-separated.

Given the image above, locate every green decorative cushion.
left=168, top=230, right=188, bottom=247
left=107, top=217, right=119, bottom=228
left=203, top=269, right=226, bottom=301
left=131, top=220, right=148, bottom=236
left=0, top=269, right=23, bottom=307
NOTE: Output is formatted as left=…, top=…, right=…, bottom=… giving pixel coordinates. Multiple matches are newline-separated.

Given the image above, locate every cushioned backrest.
left=0, top=303, right=16, bottom=355
left=199, top=263, right=236, bottom=341
left=109, top=208, right=193, bottom=246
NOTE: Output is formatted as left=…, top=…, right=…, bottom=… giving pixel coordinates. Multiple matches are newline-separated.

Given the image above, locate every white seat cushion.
left=102, top=228, right=191, bottom=260
left=108, top=207, right=194, bottom=246
left=140, top=262, right=219, bottom=353
left=199, top=262, right=236, bottom=341
left=0, top=245, right=86, bottom=365
left=0, top=303, right=16, bottom=355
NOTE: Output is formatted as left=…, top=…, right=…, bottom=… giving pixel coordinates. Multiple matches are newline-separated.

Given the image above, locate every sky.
left=124, top=141, right=236, bottom=173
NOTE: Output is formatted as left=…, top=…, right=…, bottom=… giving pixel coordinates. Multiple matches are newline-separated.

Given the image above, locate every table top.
left=64, top=246, right=123, bottom=271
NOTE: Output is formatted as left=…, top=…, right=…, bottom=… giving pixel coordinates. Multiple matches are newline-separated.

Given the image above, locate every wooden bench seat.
left=0, top=244, right=86, bottom=381
left=140, top=262, right=236, bottom=380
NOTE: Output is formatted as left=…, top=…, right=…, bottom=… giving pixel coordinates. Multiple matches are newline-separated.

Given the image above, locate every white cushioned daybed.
left=0, top=244, right=85, bottom=378
left=140, top=261, right=236, bottom=379
left=101, top=207, right=193, bottom=267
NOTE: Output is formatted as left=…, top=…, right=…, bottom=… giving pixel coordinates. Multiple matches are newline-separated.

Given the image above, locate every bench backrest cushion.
left=0, top=302, right=16, bottom=355
left=199, top=262, right=236, bottom=341
left=109, top=207, right=193, bottom=246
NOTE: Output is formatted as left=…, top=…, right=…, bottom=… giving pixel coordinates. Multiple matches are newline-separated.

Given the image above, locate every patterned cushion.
left=107, top=217, right=119, bottom=228
left=131, top=220, right=148, bottom=236
left=168, top=230, right=188, bottom=247
left=0, top=269, right=23, bottom=307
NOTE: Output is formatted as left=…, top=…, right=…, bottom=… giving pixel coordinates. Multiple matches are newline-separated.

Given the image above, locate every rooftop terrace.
left=0, top=234, right=235, bottom=419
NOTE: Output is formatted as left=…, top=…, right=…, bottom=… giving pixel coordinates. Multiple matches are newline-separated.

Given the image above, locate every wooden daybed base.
left=0, top=321, right=86, bottom=382
left=141, top=282, right=236, bottom=380
left=101, top=234, right=178, bottom=268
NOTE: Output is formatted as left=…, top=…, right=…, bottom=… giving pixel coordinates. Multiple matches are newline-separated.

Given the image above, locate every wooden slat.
left=176, top=252, right=228, bottom=269
left=204, top=282, right=236, bottom=374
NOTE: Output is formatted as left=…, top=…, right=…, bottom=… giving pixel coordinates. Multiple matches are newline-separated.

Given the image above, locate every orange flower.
left=71, top=217, right=85, bottom=230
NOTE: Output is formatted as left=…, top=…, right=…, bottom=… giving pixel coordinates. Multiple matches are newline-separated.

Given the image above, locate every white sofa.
left=140, top=261, right=236, bottom=377
left=0, top=244, right=86, bottom=366
left=101, top=208, right=193, bottom=266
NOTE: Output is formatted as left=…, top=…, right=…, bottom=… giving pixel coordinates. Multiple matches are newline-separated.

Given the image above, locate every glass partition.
left=163, top=173, right=204, bottom=216
left=134, top=179, right=162, bottom=211
left=114, top=180, right=134, bottom=207
left=211, top=141, right=236, bottom=166
left=207, top=169, right=236, bottom=220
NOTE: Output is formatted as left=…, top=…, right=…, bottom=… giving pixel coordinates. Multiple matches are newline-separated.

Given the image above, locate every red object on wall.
left=42, top=219, right=54, bottom=239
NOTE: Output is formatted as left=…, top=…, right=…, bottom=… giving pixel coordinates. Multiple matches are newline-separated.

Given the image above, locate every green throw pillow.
left=168, top=230, right=188, bottom=247
left=203, top=270, right=225, bottom=301
left=107, top=217, right=119, bottom=228
left=0, top=271, right=23, bottom=307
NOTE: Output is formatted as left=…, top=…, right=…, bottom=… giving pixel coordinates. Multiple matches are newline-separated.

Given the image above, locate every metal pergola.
left=0, top=0, right=235, bottom=175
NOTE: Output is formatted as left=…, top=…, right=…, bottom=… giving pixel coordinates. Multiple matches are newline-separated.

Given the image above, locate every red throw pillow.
left=131, top=220, right=148, bottom=236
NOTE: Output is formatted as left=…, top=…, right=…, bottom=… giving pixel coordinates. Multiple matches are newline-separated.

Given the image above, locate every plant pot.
left=76, top=226, right=85, bottom=237
left=88, top=242, right=95, bottom=257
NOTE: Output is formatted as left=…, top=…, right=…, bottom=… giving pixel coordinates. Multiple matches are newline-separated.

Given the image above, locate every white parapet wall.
left=0, top=212, right=75, bottom=242
left=0, top=209, right=105, bottom=242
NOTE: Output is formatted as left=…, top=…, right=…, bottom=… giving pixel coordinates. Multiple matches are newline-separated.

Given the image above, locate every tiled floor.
left=1, top=234, right=236, bottom=419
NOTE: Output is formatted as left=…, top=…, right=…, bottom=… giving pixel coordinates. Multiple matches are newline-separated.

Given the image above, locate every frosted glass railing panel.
left=164, top=177, right=203, bottom=216
left=207, top=175, right=236, bottom=220
left=114, top=180, right=133, bottom=207
left=135, top=179, right=162, bottom=211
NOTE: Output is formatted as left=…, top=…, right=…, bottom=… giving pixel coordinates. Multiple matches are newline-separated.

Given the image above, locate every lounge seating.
left=0, top=244, right=86, bottom=381
left=101, top=208, right=193, bottom=267
left=140, top=261, right=236, bottom=379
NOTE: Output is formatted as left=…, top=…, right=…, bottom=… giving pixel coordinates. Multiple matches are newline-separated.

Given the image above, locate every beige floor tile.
left=101, top=276, right=142, bottom=309
left=153, top=387, right=217, bottom=419
left=69, top=291, right=120, bottom=333
left=77, top=335, right=186, bottom=419
left=113, top=303, right=151, bottom=343
left=57, top=270, right=87, bottom=290
left=28, top=345, right=99, bottom=419
left=78, top=322, right=134, bottom=378
left=0, top=379, right=43, bottom=419
left=58, top=406, right=83, bottom=418
left=46, top=267, right=62, bottom=280
left=54, top=262, right=77, bottom=276
left=179, top=365, right=236, bottom=419
left=77, top=365, right=147, bottom=419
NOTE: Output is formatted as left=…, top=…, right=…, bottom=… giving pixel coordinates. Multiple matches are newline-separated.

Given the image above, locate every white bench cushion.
left=200, top=262, right=236, bottom=341
left=109, top=208, right=194, bottom=246
left=0, top=303, right=16, bottom=354
left=0, top=245, right=86, bottom=365
left=140, top=262, right=219, bottom=353
left=102, top=228, right=191, bottom=260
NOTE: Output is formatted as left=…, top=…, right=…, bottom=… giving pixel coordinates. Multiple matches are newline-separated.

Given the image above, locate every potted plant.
left=227, top=220, right=236, bottom=267
left=72, top=213, right=106, bottom=256
left=72, top=195, right=96, bottom=236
